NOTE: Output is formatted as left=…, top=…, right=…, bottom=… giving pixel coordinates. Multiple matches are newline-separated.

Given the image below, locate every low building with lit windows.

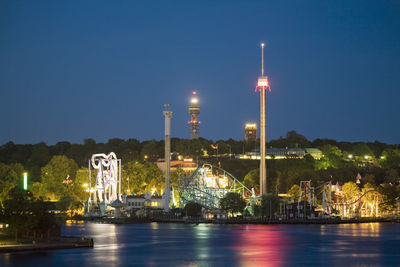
left=156, top=159, right=198, bottom=174
left=236, top=147, right=323, bottom=160
left=124, top=190, right=163, bottom=212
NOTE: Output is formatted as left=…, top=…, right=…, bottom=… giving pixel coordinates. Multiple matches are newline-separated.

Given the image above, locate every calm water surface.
left=1, top=222, right=400, bottom=266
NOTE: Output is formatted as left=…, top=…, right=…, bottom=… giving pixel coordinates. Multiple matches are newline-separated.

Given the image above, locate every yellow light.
left=364, top=155, right=369, bottom=160
left=191, top=97, right=198, bottom=104
left=348, top=154, right=353, bottom=159
left=261, top=43, right=265, bottom=47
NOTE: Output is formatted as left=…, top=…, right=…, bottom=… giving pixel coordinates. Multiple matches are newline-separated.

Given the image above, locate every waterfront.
left=1, top=222, right=400, bottom=266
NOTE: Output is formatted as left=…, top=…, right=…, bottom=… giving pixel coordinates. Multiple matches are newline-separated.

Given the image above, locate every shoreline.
left=0, top=236, right=93, bottom=253
left=84, top=216, right=399, bottom=225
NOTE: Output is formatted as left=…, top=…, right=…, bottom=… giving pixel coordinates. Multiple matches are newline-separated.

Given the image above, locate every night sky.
left=1, top=0, right=399, bottom=145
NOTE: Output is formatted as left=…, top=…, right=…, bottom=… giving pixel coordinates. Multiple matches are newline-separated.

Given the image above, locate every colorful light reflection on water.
left=230, top=225, right=290, bottom=266
left=1, top=222, right=400, bottom=266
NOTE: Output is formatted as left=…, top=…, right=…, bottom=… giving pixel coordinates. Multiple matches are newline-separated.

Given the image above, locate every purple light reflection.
left=229, top=225, right=292, bottom=266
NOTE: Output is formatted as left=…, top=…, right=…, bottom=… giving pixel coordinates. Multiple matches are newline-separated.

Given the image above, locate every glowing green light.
left=23, top=172, right=28, bottom=190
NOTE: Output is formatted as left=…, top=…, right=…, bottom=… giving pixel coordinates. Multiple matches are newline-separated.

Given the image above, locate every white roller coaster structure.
left=88, top=152, right=122, bottom=204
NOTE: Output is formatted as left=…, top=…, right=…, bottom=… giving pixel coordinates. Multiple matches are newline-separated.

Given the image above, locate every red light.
left=192, top=91, right=197, bottom=95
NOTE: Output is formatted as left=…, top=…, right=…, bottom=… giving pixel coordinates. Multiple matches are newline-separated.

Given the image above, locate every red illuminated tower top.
left=188, top=91, right=200, bottom=139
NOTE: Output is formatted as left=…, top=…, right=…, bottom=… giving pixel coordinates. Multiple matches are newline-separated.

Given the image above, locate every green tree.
left=40, top=155, right=79, bottom=201
left=385, top=169, right=399, bottom=184
left=260, top=194, right=280, bottom=219
left=0, top=163, right=24, bottom=205
left=342, top=182, right=359, bottom=201
left=363, top=174, right=376, bottom=185
left=1, top=187, right=34, bottom=241
left=287, top=184, right=300, bottom=200
left=140, top=140, right=161, bottom=159
left=219, top=192, right=246, bottom=217
left=26, top=143, right=51, bottom=182
left=123, top=161, right=163, bottom=195
left=361, top=182, right=376, bottom=205
left=57, top=195, right=82, bottom=218
left=243, top=169, right=259, bottom=190
left=380, top=149, right=400, bottom=170
left=1, top=186, right=57, bottom=241
left=73, top=168, right=92, bottom=201
left=170, top=168, right=185, bottom=187
left=286, top=130, right=311, bottom=148
left=351, top=143, right=374, bottom=157
left=315, top=145, right=343, bottom=170
left=31, top=199, right=57, bottom=237
left=377, top=183, right=398, bottom=212
left=183, top=202, right=202, bottom=217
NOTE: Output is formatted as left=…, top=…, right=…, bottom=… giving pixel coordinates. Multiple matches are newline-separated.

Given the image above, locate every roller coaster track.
left=179, top=163, right=252, bottom=210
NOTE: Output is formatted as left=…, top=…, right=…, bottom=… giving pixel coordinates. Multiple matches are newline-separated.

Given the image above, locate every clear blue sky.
left=1, top=0, right=399, bottom=145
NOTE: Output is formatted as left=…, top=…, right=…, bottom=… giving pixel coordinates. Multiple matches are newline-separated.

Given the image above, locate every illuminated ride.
left=256, top=42, right=271, bottom=196
left=178, top=164, right=256, bottom=212
left=85, top=152, right=122, bottom=217
left=333, top=189, right=383, bottom=218
left=297, top=180, right=383, bottom=218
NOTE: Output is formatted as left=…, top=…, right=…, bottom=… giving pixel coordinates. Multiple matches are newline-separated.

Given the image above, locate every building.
left=245, top=123, right=257, bottom=142
left=156, top=159, right=198, bottom=174
left=124, top=191, right=163, bottom=213
left=236, top=147, right=323, bottom=160
left=188, top=91, right=200, bottom=139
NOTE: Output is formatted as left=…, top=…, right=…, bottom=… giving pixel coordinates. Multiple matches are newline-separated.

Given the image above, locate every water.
left=1, top=222, right=400, bottom=266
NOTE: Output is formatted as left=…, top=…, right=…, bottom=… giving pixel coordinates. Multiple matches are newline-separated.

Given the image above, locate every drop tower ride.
left=257, top=43, right=270, bottom=196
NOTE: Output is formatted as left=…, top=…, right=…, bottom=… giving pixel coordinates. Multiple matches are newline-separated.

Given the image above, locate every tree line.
left=0, top=131, right=399, bottom=213
left=1, top=131, right=398, bottom=183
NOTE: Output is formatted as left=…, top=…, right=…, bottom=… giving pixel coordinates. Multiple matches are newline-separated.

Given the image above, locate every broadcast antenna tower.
left=256, top=43, right=270, bottom=196
left=188, top=91, right=200, bottom=139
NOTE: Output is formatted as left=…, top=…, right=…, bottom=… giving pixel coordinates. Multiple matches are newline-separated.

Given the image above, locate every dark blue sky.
left=1, top=0, right=399, bottom=145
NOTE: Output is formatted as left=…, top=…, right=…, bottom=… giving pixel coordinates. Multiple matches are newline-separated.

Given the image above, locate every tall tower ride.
left=188, top=91, right=200, bottom=139
left=257, top=43, right=270, bottom=196
left=163, top=104, right=172, bottom=212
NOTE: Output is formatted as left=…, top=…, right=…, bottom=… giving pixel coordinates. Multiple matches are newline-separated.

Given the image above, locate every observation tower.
left=256, top=43, right=270, bottom=196
left=163, top=104, right=172, bottom=212
left=188, top=91, right=200, bottom=139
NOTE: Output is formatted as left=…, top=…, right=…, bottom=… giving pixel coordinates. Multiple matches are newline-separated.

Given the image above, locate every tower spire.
left=261, top=42, right=264, bottom=76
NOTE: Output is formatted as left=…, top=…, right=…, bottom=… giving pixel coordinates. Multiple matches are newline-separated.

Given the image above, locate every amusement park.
left=3, top=2, right=400, bottom=265
left=82, top=149, right=388, bottom=222
left=80, top=44, right=397, bottom=222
